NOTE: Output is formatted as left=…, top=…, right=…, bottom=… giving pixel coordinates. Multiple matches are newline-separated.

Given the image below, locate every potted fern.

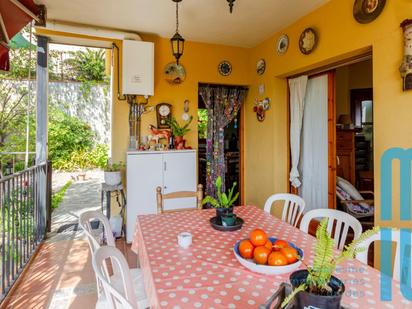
left=282, top=219, right=379, bottom=309
left=168, top=116, right=193, bottom=147
left=202, top=176, right=239, bottom=225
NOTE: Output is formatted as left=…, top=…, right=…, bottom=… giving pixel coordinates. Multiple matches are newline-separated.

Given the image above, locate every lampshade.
left=338, top=114, right=352, bottom=125
left=170, top=32, right=184, bottom=64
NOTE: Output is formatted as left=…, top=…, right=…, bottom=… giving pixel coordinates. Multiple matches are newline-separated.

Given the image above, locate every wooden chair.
left=156, top=184, right=203, bottom=214
left=355, top=229, right=405, bottom=282
left=300, top=208, right=362, bottom=250
left=263, top=193, right=305, bottom=227
left=92, top=246, right=148, bottom=309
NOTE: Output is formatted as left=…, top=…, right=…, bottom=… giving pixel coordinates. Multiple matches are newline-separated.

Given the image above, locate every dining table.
left=131, top=205, right=409, bottom=309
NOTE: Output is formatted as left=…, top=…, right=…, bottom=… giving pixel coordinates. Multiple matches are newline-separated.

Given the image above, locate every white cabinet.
left=126, top=150, right=197, bottom=242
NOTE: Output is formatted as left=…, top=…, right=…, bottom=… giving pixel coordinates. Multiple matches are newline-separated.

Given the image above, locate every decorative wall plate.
left=218, top=60, right=232, bottom=76
left=276, top=34, right=289, bottom=55
left=164, top=62, right=186, bottom=84
left=353, top=0, right=386, bottom=24
left=299, top=28, right=318, bottom=55
left=256, top=59, right=266, bottom=75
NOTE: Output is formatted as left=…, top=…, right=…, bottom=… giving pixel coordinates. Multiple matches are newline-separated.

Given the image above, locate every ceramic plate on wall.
left=353, top=0, right=386, bottom=24
left=164, top=62, right=186, bottom=84
left=276, top=34, right=289, bottom=55
left=218, top=60, right=232, bottom=76
left=256, top=59, right=266, bottom=75
left=299, top=28, right=318, bottom=55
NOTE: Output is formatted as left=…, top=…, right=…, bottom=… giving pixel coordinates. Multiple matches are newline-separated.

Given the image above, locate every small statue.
left=148, top=125, right=171, bottom=144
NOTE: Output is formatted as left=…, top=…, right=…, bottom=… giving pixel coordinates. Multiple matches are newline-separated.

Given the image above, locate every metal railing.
left=0, top=161, right=52, bottom=301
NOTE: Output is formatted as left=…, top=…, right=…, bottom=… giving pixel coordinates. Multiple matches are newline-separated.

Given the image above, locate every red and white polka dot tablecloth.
left=131, top=205, right=409, bottom=309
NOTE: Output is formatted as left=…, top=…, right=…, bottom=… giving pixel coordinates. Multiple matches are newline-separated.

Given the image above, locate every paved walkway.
left=0, top=170, right=139, bottom=309
left=48, top=172, right=103, bottom=242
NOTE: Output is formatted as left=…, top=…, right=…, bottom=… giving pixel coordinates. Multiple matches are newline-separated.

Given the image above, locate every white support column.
left=36, top=35, right=48, bottom=164
left=36, top=35, right=48, bottom=235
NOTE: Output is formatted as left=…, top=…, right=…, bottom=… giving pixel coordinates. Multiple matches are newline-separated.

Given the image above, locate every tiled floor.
left=1, top=172, right=133, bottom=309
left=1, top=239, right=136, bottom=309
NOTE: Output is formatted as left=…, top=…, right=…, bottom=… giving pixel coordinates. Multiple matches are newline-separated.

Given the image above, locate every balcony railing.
left=0, top=161, right=52, bottom=301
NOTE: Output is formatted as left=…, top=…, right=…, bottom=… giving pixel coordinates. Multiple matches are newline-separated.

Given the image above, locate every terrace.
left=1, top=0, right=412, bottom=308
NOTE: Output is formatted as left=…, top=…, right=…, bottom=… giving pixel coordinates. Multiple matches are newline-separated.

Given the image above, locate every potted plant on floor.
left=202, top=176, right=239, bottom=226
left=103, top=161, right=124, bottom=186
left=281, top=219, right=379, bottom=309
left=168, top=116, right=193, bottom=149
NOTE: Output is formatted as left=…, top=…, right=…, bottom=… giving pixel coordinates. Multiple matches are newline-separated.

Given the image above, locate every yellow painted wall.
left=245, top=0, right=412, bottom=229
left=37, top=0, right=412, bottom=229
left=111, top=35, right=250, bottom=163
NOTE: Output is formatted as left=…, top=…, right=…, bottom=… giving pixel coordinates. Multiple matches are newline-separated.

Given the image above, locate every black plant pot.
left=216, top=206, right=234, bottom=220
left=289, top=270, right=345, bottom=309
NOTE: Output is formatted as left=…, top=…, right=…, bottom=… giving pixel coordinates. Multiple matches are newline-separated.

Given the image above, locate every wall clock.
left=156, top=103, right=172, bottom=129
left=353, top=0, right=386, bottom=24
left=299, top=28, right=318, bottom=55
left=218, top=60, right=232, bottom=76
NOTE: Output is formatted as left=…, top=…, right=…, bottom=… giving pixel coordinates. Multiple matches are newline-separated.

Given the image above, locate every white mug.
left=177, top=232, right=192, bottom=249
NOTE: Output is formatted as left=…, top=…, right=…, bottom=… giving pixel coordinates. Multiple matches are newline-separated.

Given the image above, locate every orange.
left=280, top=247, right=299, bottom=264
left=268, top=251, right=288, bottom=266
left=273, top=239, right=289, bottom=251
left=249, top=229, right=268, bottom=247
left=253, top=246, right=271, bottom=265
left=264, top=239, right=273, bottom=251
left=239, top=239, right=255, bottom=259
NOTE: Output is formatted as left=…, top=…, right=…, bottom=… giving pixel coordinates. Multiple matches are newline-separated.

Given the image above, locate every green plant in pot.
left=103, top=161, right=125, bottom=186
left=168, top=116, right=193, bottom=148
left=202, top=176, right=239, bottom=226
left=282, top=219, right=379, bottom=309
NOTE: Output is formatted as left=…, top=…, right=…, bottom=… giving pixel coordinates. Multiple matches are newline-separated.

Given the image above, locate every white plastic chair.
left=93, top=246, right=148, bottom=309
left=264, top=193, right=305, bottom=227
left=356, top=229, right=406, bottom=282
left=79, top=211, right=147, bottom=309
left=300, top=209, right=362, bottom=250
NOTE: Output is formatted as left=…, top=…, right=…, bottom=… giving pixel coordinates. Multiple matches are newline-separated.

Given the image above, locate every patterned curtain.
left=199, top=86, right=248, bottom=198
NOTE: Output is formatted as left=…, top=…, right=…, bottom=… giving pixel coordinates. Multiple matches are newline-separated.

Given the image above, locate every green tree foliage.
left=48, top=107, right=94, bottom=163
left=0, top=81, right=31, bottom=148
left=72, top=48, right=106, bottom=82
left=198, top=109, right=208, bottom=139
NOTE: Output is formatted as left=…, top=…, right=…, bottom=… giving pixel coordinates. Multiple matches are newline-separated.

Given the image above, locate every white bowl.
left=233, top=237, right=303, bottom=276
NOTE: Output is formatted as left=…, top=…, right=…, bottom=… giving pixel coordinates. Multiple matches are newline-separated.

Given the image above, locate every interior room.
left=1, top=0, right=412, bottom=308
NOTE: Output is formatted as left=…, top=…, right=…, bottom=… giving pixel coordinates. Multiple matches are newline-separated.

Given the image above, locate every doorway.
left=198, top=84, right=244, bottom=204
left=335, top=59, right=374, bottom=229
left=288, top=57, right=374, bottom=229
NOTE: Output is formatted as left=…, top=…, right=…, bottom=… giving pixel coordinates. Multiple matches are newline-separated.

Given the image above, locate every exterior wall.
left=245, top=0, right=412, bottom=230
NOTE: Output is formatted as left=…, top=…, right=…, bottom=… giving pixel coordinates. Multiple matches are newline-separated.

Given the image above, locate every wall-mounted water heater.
left=122, top=40, right=154, bottom=96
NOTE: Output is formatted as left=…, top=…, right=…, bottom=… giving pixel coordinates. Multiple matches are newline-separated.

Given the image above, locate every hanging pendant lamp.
left=170, top=0, right=184, bottom=65
left=227, top=0, right=235, bottom=13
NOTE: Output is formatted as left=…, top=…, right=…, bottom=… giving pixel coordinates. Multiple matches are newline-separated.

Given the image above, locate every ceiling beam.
left=0, top=12, right=9, bottom=44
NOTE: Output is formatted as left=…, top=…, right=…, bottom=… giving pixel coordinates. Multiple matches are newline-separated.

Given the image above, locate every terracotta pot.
left=174, top=136, right=184, bottom=144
